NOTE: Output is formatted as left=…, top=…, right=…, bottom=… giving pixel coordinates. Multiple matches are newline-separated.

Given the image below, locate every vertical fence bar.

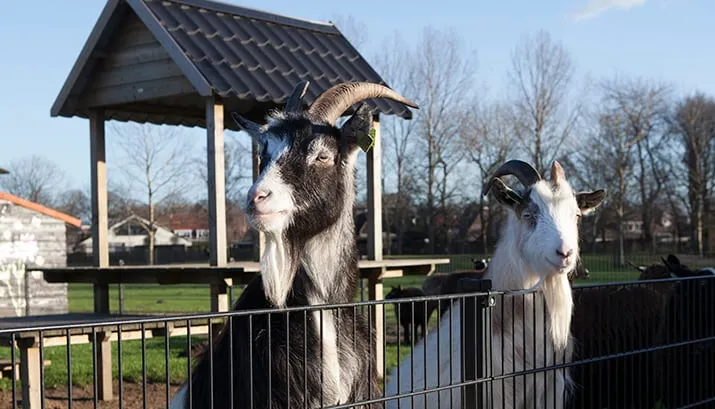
left=165, top=322, right=170, bottom=409
left=39, top=332, right=45, bottom=409
left=118, top=325, right=124, bottom=409
left=119, top=284, right=125, bottom=314
left=459, top=276, right=492, bottom=409
left=66, top=328, right=73, bottom=409
left=91, top=327, right=98, bottom=409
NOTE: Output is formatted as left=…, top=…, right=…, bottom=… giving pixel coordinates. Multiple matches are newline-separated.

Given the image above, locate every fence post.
left=459, top=276, right=493, bottom=409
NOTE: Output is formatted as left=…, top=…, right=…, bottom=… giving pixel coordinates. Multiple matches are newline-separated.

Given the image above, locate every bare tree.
left=410, top=26, right=474, bottom=253
left=0, top=155, right=66, bottom=206
left=599, top=76, right=672, bottom=252
left=196, top=135, right=252, bottom=205
left=669, top=93, right=715, bottom=256
left=580, top=103, right=643, bottom=265
left=110, top=123, right=195, bottom=264
left=373, top=33, right=420, bottom=254
left=460, top=101, right=516, bottom=253
left=330, top=14, right=368, bottom=51
left=508, top=29, right=580, bottom=174
left=56, top=188, right=91, bottom=223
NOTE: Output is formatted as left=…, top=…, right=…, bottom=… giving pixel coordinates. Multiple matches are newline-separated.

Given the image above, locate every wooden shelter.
left=51, top=0, right=414, bottom=304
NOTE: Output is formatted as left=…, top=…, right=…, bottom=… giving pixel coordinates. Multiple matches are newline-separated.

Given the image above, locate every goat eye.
left=522, top=212, right=532, bottom=219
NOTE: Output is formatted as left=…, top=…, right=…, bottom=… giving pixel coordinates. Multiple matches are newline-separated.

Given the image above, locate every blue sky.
left=0, top=0, right=712, bottom=195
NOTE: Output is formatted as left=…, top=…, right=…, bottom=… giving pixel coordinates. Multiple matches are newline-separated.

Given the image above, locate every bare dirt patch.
left=0, top=381, right=183, bottom=409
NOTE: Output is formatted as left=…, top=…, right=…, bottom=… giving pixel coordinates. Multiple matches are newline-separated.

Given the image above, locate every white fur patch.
left=310, top=305, right=349, bottom=405
left=261, top=234, right=293, bottom=308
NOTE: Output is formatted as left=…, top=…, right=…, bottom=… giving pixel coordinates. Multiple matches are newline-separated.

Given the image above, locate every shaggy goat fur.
left=384, top=160, right=605, bottom=409
left=170, top=81, right=418, bottom=409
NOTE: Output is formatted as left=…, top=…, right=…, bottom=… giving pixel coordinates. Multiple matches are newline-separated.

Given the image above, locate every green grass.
left=0, top=335, right=200, bottom=391
left=6, top=253, right=668, bottom=392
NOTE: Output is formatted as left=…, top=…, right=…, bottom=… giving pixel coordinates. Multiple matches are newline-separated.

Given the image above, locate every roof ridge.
left=0, top=192, right=82, bottom=228
left=158, top=0, right=340, bottom=34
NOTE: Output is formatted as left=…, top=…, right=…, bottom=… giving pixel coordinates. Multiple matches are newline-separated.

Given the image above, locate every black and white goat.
left=385, top=160, right=606, bottom=409
left=170, top=81, right=418, bottom=409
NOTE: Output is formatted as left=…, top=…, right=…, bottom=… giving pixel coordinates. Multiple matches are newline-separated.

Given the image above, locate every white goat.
left=384, top=160, right=606, bottom=409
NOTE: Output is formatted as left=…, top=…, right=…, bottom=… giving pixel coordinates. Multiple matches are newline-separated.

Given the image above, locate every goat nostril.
left=556, top=248, right=573, bottom=258
left=253, top=191, right=271, bottom=203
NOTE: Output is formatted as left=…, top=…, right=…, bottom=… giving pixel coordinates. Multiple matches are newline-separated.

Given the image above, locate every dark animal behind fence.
left=656, top=259, right=715, bottom=408
left=569, top=283, right=664, bottom=409
left=170, top=81, right=418, bottom=409
left=385, top=286, right=438, bottom=345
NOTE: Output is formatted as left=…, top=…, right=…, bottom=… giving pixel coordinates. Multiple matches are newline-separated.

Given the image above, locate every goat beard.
left=542, top=273, right=574, bottom=351
left=261, top=232, right=296, bottom=308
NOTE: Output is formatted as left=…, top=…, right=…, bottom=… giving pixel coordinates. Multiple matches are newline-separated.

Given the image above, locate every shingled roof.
left=51, top=0, right=414, bottom=129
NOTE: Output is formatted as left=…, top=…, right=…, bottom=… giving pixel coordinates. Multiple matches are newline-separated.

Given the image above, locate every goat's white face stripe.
left=247, top=134, right=295, bottom=232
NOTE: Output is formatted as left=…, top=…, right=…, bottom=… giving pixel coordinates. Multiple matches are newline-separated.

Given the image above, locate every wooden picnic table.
left=21, top=257, right=448, bottom=404
left=0, top=313, right=213, bottom=409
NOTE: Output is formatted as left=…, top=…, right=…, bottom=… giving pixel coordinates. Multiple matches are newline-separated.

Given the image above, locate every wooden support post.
left=94, top=332, right=113, bottom=401
left=19, top=339, right=40, bottom=409
left=90, top=110, right=113, bottom=401
left=367, top=271, right=385, bottom=379
left=206, top=97, right=229, bottom=312
left=366, top=117, right=383, bottom=261
left=251, top=141, right=265, bottom=261
left=89, top=110, right=110, bottom=314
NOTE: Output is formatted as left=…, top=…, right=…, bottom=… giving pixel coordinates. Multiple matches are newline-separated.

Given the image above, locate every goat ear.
left=231, top=112, right=264, bottom=142
left=576, top=189, right=606, bottom=214
left=339, top=104, right=373, bottom=152
left=484, top=177, right=522, bottom=209
left=666, top=254, right=681, bottom=267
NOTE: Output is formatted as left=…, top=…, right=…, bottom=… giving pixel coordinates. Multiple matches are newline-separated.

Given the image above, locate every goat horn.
left=285, top=81, right=310, bottom=114
left=307, top=82, right=419, bottom=125
left=490, top=159, right=542, bottom=188
left=550, top=160, right=565, bottom=185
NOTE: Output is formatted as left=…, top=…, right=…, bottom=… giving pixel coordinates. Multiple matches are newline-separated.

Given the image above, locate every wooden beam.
left=206, top=97, right=229, bottom=311
left=89, top=111, right=110, bottom=313
left=367, top=271, right=385, bottom=379
left=95, top=332, right=113, bottom=401
left=366, top=117, right=383, bottom=261
left=89, top=111, right=112, bottom=402
left=84, top=76, right=196, bottom=108
left=19, top=341, right=41, bottom=409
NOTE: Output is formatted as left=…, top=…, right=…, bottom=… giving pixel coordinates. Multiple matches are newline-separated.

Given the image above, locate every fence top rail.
left=0, top=290, right=497, bottom=335
left=573, top=274, right=715, bottom=289
left=2, top=275, right=710, bottom=335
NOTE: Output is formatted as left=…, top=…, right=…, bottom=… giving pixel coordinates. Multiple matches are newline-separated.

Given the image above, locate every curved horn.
left=490, top=159, right=542, bottom=188
left=285, top=81, right=310, bottom=114
left=308, top=82, right=419, bottom=125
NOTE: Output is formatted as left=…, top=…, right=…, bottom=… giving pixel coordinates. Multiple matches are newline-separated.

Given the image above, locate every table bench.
left=0, top=313, right=213, bottom=409
left=29, top=257, right=449, bottom=399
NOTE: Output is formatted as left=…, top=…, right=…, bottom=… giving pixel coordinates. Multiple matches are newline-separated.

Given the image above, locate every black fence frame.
left=0, top=274, right=713, bottom=409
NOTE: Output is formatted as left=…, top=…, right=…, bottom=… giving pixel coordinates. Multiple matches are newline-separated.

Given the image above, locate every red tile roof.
left=0, top=192, right=82, bottom=228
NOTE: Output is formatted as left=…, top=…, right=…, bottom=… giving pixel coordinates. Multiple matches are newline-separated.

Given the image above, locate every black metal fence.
left=0, top=274, right=713, bottom=409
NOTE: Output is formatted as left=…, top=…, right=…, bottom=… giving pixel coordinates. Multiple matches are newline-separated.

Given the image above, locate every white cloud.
left=569, top=0, right=648, bottom=22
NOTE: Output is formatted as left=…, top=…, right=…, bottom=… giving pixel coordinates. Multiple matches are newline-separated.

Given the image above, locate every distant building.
left=0, top=192, right=81, bottom=317
left=156, top=206, right=251, bottom=246
left=75, top=214, right=192, bottom=254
